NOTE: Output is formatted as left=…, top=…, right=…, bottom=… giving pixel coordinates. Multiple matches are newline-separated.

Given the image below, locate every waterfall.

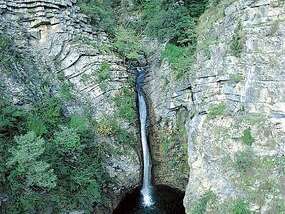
left=136, top=68, right=154, bottom=207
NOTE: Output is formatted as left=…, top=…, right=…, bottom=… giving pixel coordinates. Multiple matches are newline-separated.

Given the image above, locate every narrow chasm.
left=113, top=68, right=185, bottom=214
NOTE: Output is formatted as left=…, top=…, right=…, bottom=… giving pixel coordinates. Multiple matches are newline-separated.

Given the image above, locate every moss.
left=207, top=102, right=226, bottom=119
left=268, top=20, right=280, bottom=36
left=241, top=128, right=254, bottom=146
left=234, top=150, right=254, bottom=173
left=230, top=73, right=244, bottom=83
left=113, top=86, right=136, bottom=123
left=97, top=62, right=111, bottom=83
left=190, top=191, right=216, bottom=214
left=161, top=43, right=195, bottom=80
left=230, top=22, right=244, bottom=58
left=197, top=0, right=235, bottom=39
left=157, top=110, right=189, bottom=187
left=0, top=33, right=22, bottom=73
left=232, top=199, right=251, bottom=214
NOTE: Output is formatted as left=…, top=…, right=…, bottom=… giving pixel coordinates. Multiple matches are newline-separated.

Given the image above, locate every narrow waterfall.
left=113, top=68, right=185, bottom=213
left=136, top=68, right=154, bottom=207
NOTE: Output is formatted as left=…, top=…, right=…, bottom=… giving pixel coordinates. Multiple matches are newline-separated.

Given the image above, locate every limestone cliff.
left=0, top=0, right=140, bottom=212
left=1, top=0, right=285, bottom=213
left=145, top=0, right=285, bottom=212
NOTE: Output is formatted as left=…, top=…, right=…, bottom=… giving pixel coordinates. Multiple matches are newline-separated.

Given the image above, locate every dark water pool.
left=113, top=185, right=185, bottom=214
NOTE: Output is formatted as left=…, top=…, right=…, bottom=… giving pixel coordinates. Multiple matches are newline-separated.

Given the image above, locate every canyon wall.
left=0, top=0, right=140, bottom=212
left=1, top=0, right=285, bottom=213
left=145, top=0, right=285, bottom=212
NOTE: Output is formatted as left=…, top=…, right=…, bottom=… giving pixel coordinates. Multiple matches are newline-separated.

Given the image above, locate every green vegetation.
left=232, top=199, right=251, bottom=214
left=96, top=116, right=117, bottom=136
left=207, top=102, right=226, bottom=119
left=113, top=85, right=136, bottom=123
left=96, top=115, right=136, bottom=145
left=0, top=33, right=18, bottom=73
left=26, top=115, right=47, bottom=136
left=69, top=114, right=90, bottom=134
left=97, top=62, right=111, bottom=82
left=76, top=0, right=218, bottom=79
left=141, top=0, right=199, bottom=45
left=190, top=191, right=216, bottom=214
left=161, top=43, right=195, bottom=79
left=230, top=73, right=243, bottom=83
left=80, top=62, right=111, bottom=89
left=230, top=22, right=244, bottom=57
left=77, top=0, right=115, bottom=35
left=0, top=40, right=136, bottom=212
left=0, top=90, right=106, bottom=212
left=7, top=131, right=57, bottom=190
left=158, top=109, right=189, bottom=186
left=140, top=0, right=209, bottom=79
left=234, top=150, right=254, bottom=173
left=113, top=26, right=143, bottom=61
left=241, top=128, right=254, bottom=146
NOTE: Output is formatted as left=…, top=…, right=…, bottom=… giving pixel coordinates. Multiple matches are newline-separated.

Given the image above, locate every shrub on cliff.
left=77, top=0, right=116, bottom=34
left=230, top=22, right=244, bottom=57
left=113, top=26, right=143, bottom=61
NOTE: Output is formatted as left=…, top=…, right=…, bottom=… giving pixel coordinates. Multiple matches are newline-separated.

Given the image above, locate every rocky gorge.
left=0, top=0, right=284, bottom=213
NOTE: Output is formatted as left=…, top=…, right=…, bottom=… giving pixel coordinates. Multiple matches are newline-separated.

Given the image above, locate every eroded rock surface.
left=0, top=0, right=140, bottom=212
left=144, top=0, right=285, bottom=212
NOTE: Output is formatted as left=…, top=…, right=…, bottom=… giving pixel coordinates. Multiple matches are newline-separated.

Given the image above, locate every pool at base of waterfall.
left=113, top=185, right=185, bottom=214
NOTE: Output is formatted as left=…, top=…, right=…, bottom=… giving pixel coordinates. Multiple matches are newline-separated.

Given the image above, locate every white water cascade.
left=136, top=69, right=154, bottom=207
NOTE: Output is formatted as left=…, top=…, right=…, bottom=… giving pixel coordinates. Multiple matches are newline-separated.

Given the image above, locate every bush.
left=33, top=96, right=63, bottom=130
left=207, top=102, right=226, bottom=119
left=69, top=115, right=90, bottom=134
left=234, top=150, right=254, bottom=173
left=113, top=26, right=142, bottom=60
left=230, top=22, right=244, bottom=57
left=96, top=116, right=136, bottom=145
left=0, top=98, right=26, bottom=137
left=241, top=128, right=254, bottom=146
left=113, top=86, right=136, bottom=123
left=77, top=0, right=115, bottom=34
left=26, top=115, right=47, bottom=136
left=161, top=43, right=195, bottom=79
left=142, top=0, right=206, bottom=46
left=145, top=4, right=196, bottom=45
left=191, top=191, right=216, bottom=214
left=54, top=126, right=81, bottom=152
left=232, top=199, right=251, bottom=214
left=97, top=62, right=111, bottom=82
left=96, top=116, right=116, bottom=136
left=7, top=132, right=57, bottom=190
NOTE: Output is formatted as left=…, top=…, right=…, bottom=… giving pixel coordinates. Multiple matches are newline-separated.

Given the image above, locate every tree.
left=53, top=126, right=81, bottom=153
left=7, top=131, right=57, bottom=190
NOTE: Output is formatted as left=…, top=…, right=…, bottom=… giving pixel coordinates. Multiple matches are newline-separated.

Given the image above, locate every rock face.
left=1, top=0, right=285, bottom=213
left=0, top=0, right=140, bottom=212
left=184, top=0, right=285, bottom=212
left=144, top=44, right=191, bottom=190
left=145, top=0, right=285, bottom=212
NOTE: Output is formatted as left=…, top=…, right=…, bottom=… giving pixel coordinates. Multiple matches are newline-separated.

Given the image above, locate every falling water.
left=113, top=69, right=186, bottom=213
left=136, top=68, right=154, bottom=207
